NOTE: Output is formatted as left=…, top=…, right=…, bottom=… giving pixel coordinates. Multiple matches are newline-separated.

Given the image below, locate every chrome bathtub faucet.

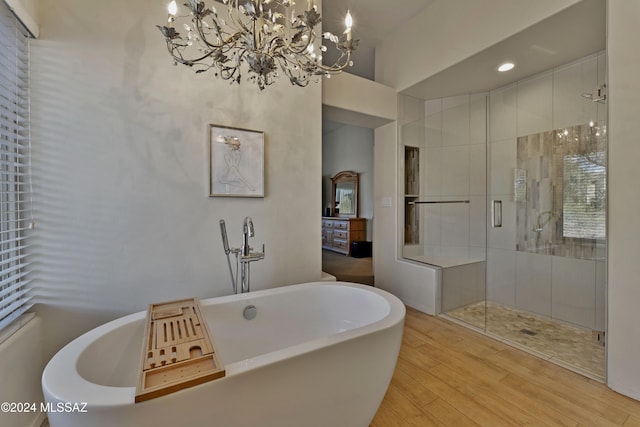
left=219, top=217, right=265, bottom=294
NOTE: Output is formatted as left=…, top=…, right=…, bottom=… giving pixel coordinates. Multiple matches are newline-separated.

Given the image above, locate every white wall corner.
left=323, top=72, right=397, bottom=124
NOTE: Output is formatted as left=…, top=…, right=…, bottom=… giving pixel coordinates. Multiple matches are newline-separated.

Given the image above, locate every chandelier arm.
left=277, top=63, right=311, bottom=87
left=312, top=50, right=353, bottom=73
left=279, top=23, right=316, bottom=56
left=166, top=40, right=221, bottom=66
left=193, top=15, right=238, bottom=51
left=226, top=1, right=254, bottom=39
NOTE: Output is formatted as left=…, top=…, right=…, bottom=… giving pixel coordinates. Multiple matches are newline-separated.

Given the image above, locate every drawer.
left=322, top=220, right=333, bottom=228
left=333, top=230, right=348, bottom=239
left=333, top=239, right=348, bottom=250
left=333, top=221, right=348, bottom=230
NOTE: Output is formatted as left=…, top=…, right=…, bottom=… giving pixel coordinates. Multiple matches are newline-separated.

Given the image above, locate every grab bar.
left=407, top=200, right=470, bottom=205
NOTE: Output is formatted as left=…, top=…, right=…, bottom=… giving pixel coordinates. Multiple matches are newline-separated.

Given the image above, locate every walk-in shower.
left=400, top=51, right=607, bottom=381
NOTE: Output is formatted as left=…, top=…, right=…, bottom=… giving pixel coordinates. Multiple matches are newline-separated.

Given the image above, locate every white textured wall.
left=322, top=125, right=374, bottom=240
left=31, top=0, right=322, bottom=360
left=607, top=0, right=640, bottom=401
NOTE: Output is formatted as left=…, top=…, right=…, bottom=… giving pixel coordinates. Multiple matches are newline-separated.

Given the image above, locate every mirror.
left=331, top=171, right=359, bottom=217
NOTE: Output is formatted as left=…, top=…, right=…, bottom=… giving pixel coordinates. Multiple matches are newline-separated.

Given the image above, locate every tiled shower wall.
left=420, top=94, right=488, bottom=260
left=487, top=52, right=607, bottom=331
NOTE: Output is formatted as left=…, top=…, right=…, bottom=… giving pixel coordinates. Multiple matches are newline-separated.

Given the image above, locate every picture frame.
left=209, top=124, right=265, bottom=198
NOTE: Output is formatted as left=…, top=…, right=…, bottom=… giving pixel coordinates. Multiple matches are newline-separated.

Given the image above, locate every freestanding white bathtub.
left=42, top=282, right=405, bottom=427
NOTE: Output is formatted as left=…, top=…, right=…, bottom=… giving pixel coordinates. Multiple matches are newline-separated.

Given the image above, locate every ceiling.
left=401, top=0, right=606, bottom=100
left=321, top=0, right=606, bottom=130
left=321, top=0, right=433, bottom=80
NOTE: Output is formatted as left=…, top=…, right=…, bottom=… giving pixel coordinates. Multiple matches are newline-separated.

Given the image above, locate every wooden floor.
left=321, top=249, right=374, bottom=286
left=371, top=307, right=640, bottom=427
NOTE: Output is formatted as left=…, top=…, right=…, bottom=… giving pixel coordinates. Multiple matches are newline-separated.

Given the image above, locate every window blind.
left=0, top=1, right=32, bottom=333
left=563, top=152, right=606, bottom=240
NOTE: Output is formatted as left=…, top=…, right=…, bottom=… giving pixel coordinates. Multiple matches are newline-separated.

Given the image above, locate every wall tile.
left=441, top=201, right=470, bottom=247
left=468, top=245, right=486, bottom=261
left=442, top=145, right=469, bottom=196
left=470, top=93, right=488, bottom=144
left=401, top=119, right=425, bottom=148
left=425, top=111, right=442, bottom=147
left=488, top=138, right=516, bottom=195
left=469, top=144, right=486, bottom=196
left=442, top=262, right=485, bottom=311
left=424, top=146, right=442, bottom=196
left=486, top=248, right=516, bottom=307
left=489, top=84, right=517, bottom=141
left=443, top=96, right=470, bottom=147
left=553, top=61, right=582, bottom=129
left=469, top=195, right=487, bottom=248
left=551, top=257, right=596, bottom=329
left=516, top=252, right=552, bottom=317
left=553, top=56, right=599, bottom=130
left=423, top=203, right=442, bottom=247
left=425, top=98, right=443, bottom=115
left=517, top=71, right=553, bottom=137
left=441, top=245, right=471, bottom=259
left=399, top=93, right=425, bottom=126
left=580, top=55, right=599, bottom=125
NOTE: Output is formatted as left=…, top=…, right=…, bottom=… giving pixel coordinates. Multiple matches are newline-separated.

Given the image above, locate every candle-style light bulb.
left=345, top=10, right=353, bottom=28
left=168, top=0, right=178, bottom=15
left=345, top=10, right=353, bottom=41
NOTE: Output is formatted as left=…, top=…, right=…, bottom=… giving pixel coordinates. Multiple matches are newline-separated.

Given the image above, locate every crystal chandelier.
left=157, top=0, right=358, bottom=90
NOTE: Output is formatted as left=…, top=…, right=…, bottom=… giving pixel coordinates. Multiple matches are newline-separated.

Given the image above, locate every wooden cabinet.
left=322, top=217, right=366, bottom=256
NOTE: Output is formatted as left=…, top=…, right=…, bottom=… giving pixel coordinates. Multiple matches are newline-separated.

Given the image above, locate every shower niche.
left=404, top=146, right=420, bottom=245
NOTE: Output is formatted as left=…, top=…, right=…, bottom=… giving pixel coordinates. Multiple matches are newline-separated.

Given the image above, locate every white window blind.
left=0, top=1, right=32, bottom=333
left=563, top=152, right=606, bottom=240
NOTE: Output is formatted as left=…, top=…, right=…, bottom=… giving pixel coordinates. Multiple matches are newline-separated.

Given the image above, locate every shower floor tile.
left=446, top=301, right=605, bottom=381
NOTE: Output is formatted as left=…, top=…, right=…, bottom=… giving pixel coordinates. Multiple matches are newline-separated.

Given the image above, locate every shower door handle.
left=492, top=200, right=502, bottom=228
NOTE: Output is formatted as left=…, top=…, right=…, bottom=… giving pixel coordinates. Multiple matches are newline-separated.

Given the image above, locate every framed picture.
left=209, top=124, right=265, bottom=198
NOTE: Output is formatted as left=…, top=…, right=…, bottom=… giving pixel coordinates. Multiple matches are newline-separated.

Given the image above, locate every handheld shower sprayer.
left=220, top=220, right=230, bottom=254
left=219, top=220, right=237, bottom=294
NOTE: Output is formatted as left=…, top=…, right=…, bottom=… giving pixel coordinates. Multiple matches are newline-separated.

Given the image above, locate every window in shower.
left=562, top=151, right=606, bottom=239
left=516, top=123, right=606, bottom=260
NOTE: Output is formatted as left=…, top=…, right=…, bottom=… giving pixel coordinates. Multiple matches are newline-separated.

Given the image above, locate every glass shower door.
left=484, top=52, right=607, bottom=381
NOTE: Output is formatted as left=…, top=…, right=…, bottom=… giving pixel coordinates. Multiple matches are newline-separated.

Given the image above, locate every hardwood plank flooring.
left=371, top=307, right=640, bottom=427
left=321, top=249, right=374, bottom=286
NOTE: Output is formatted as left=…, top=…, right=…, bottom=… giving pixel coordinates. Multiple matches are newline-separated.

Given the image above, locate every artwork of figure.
left=217, top=135, right=255, bottom=191
left=209, top=125, right=264, bottom=198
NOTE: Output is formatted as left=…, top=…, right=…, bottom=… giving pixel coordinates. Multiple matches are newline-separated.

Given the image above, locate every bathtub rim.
left=42, top=281, right=405, bottom=407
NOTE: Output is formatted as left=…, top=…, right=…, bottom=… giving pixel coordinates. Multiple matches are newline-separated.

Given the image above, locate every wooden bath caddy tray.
left=135, top=298, right=225, bottom=403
